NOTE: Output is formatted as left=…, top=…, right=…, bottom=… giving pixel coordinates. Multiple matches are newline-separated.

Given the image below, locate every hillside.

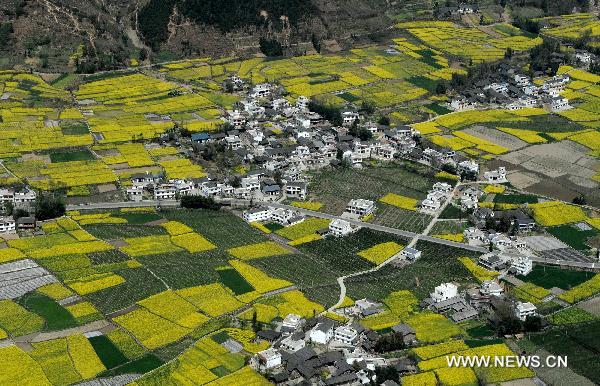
left=0, top=0, right=399, bottom=72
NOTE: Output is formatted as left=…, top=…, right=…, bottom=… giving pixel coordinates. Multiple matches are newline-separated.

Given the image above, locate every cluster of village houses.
left=249, top=274, right=538, bottom=385
left=0, top=187, right=37, bottom=234
left=448, top=64, right=573, bottom=113
left=124, top=78, right=489, bottom=204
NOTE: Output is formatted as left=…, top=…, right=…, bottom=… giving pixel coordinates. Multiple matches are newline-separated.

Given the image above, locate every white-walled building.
left=346, top=199, right=375, bottom=217
left=480, top=280, right=503, bottom=297
left=242, top=207, right=271, bottom=223
left=511, top=255, right=533, bottom=276
left=515, top=301, right=537, bottom=321
left=329, top=219, right=353, bottom=237
left=309, top=321, right=334, bottom=344
left=154, top=184, right=177, bottom=200
left=0, top=216, right=15, bottom=234
left=282, top=314, right=303, bottom=330
left=430, top=283, right=458, bottom=303
left=334, top=326, right=358, bottom=344
left=256, top=348, right=281, bottom=370
left=484, top=167, right=507, bottom=183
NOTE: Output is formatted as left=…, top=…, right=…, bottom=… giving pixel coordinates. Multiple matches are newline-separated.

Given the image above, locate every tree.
left=374, top=333, right=405, bottom=353
left=35, top=193, right=66, bottom=221
left=573, top=194, right=587, bottom=205
left=377, top=116, right=391, bottom=126
left=504, top=47, right=513, bottom=60
left=180, top=195, right=222, bottom=210
left=259, top=38, right=284, bottom=57
left=360, top=100, right=375, bottom=115
left=13, top=208, right=29, bottom=220
left=435, top=81, right=447, bottom=95
left=375, top=366, right=399, bottom=384
left=523, top=315, right=542, bottom=332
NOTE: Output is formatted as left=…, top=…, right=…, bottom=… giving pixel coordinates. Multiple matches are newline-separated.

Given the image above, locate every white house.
left=550, top=96, right=570, bottom=112
left=342, top=111, right=360, bottom=126
left=430, top=283, right=458, bottom=303
left=126, top=185, right=144, bottom=202
left=241, top=177, right=260, bottom=191
left=242, top=207, right=271, bottom=223
left=514, top=74, right=530, bottom=86
left=480, top=280, right=503, bottom=297
left=282, top=314, right=303, bottom=330
left=280, top=335, right=306, bottom=352
left=432, top=182, right=453, bottom=194
left=420, top=198, right=441, bottom=213
left=575, top=51, right=593, bottom=64
left=401, top=247, right=421, bottom=261
left=515, top=301, right=537, bottom=321
left=270, top=208, right=301, bottom=226
left=13, top=189, right=36, bottom=207
left=256, top=348, right=281, bottom=370
left=285, top=181, right=307, bottom=200
left=154, top=184, right=177, bottom=200
left=309, top=321, right=334, bottom=344
left=458, top=160, right=479, bottom=175
left=511, top=255, right=533, bottom=276
left=296, top=95, right=310, bottom=110
left=0, top=216, right=15, bottom=234
left=250, top=83, right=272, bottom=98
left=329, top=219, right=353, bottom=237
left=346, top=199, right=375, bottom=217
left=483, top=167, right=507, bottom=183
left=334, top=326, right=358, bottom=344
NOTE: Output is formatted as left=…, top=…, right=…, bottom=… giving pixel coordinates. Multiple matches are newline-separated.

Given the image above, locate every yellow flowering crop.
left=433, top=234, right=464, bottom=242
left=358, top=241, right=404, bottom=264
left=37, top=283, right=74, bottom=300
left=568, top=130, right=600, bottom=150
left=29, top=240, right=113, bottom=258
left=0, top=346, right=51, bottom=385
left=291, top=201, right=323, bottom=211
left=413, top=340, right=469, bottom=360
left=559, top=274, right=600, bottom=303
left=402, top=372, right=437, bottom=386
left=275, top=218, right=331, bottom=240
left=120, top=235, right=182, bottom=257
left=483, top=185, right=506, bottom=194
left=458, top=257, right=499, bottom=282
left=229, top=260, right=292, bottom=294
left=29, top=338, right=82, bottom=385
left=379, top=193, right=419, bottom=211
left=435, top=367, right=478, bottom=386
left=67, top=334, right=106, bottom=379
left=161, top=221, right=194, bottom=236
left=530, top=201, right=587, bottom=226
left=66, top=273, right=125, bottom=295
left=406, top=312, right=462, bottom=343
left=250, top=222, right=271, bottom=234
left=227, top=241, right=292, bottom=260
left=413, top=121, right=442, bottom=135
left=138, top=290, right=209, bottom=329
left=288, top=234, right=323, bottom=246
left=0, top=248, right=25, bottom=263
left=267, top=290, right=325, bottom=318
left=171, top=232, right=217, bottom=253
left=454, top=131, right=509, bottom=155
left=513, top=283, right=551, bottom=304
left=66, top=302, right=101, bottom=323
left=113, top=309, right=191, bottom=350
left=0, top=299, right=44, bottom=336
left=177, top=283, right=244, bottom=317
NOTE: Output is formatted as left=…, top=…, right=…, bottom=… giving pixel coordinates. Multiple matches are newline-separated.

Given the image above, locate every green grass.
left=424, top=102, right=451, bottom=115
left=466, top=324, right=495, bottom=338
left=83, top=224, right=167, bottom=239
left=489, top=114, right=582, bottom=133
left=60, top=122, right=89, bottom=135
left=162, top=209, right=267, bottom=249
left=516, top=265, right=594, bottom=290
left=530, top=321, right=600, bottom=384
left=547, top=225, right=598, bottom=251
left=88, top=250, right=130, bottom=265
left=439, top=204, right=467, bottom=219
left=86, top=268, right=167, bottom=314
left=407, top=75, right=439, bottom=92
left=116, top=212, right=162, bottom=224
left=88, top=335, right=129, bottom=369
left=211, top=331, right=230, bottom=344
left=464, top=338, right=504, bottom=348
left=217, top=268, right=254, bottom=295
left=18, top=293, right=77, bottom=331
left=49, top=148, right=95, bottom=163
left=135, top=249, right=233, bottom=290
left=102, top=354, right=164, bottom=377
left=264, top=222, right=285, bottom=232
left=344, top=240, right=479, bottom=302
left=210, top=365, right=231, bottom=377
left=493, top=194, right=538, bottom=204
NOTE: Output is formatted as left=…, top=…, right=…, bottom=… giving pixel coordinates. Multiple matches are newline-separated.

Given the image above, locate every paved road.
left=67, top=199, right=488, bottom=253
